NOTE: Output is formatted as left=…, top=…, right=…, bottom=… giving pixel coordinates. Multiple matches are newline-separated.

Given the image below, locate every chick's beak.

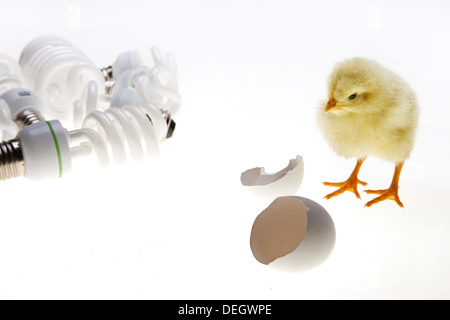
left=325, top=97, right=337, bottom=112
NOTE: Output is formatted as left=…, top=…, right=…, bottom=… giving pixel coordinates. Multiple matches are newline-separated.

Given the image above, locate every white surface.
left=0, top=0, right=449, bottom=299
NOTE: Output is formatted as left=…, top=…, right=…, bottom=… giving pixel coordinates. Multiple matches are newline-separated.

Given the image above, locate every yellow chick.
left=317, top=57, right=418, bottom=207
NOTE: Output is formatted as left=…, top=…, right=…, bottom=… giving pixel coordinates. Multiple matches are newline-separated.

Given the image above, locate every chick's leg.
left=323, top=157, right=368, bottom=200
left=364, top=162, right=404, bottom=208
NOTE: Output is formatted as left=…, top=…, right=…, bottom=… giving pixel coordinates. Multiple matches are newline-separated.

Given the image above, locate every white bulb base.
left=17, top=120, right=72, bottom=180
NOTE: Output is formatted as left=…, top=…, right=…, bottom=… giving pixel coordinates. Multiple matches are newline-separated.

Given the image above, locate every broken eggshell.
left=250, top=196, right=335, bottom=272
left=240, top=155, right=304, bottom=198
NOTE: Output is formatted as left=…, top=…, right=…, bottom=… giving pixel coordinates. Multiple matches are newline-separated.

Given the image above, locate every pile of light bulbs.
left=0, top=35, right=181, bottom=181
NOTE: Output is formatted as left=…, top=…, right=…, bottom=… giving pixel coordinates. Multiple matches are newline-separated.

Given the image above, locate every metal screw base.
left=1, top=108, right=43, bottom=180
left=101, top=65, right=114, bottom=81
left=14, top=109, right=45, bottom=128
left=0, top=138, right=25, bottom=180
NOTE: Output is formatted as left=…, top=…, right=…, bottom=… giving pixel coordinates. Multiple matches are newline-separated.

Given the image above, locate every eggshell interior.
left=250, top=196, right=309, bottom=265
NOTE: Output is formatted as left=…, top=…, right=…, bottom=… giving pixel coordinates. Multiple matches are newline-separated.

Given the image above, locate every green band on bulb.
left=46, top=121, right=62, bottom=178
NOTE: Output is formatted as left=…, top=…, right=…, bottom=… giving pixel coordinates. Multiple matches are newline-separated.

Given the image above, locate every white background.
left=0, top=0, right=449, bottom=299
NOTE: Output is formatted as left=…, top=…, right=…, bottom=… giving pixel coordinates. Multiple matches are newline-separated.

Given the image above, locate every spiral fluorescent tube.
left=19, top=35, right=106, bottom=127
left=77, top=46, right=180, bottom=166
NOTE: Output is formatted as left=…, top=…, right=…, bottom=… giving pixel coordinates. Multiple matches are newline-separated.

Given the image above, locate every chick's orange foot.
left=364, top=162, right=405, bottom=208
left=323, top=178, right=367, bottom=200
left=323, top=158, right=367, bottom=200
left=364, top=186, right=404, bottom=208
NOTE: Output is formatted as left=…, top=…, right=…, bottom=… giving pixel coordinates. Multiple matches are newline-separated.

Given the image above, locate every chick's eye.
left=348, top=93, right=357, bottom=100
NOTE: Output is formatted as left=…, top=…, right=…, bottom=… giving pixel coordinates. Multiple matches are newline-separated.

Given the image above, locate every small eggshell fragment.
left=240, top=155, right=304, bottom=198
left=250, top=196, right=336, bottom=272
